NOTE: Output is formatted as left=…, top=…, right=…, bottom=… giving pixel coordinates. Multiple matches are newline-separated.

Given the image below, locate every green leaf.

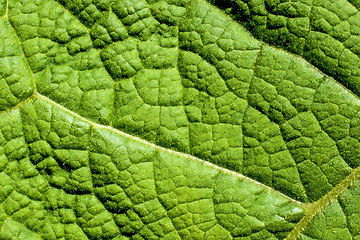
left=0, top=0, right=359, bottom=239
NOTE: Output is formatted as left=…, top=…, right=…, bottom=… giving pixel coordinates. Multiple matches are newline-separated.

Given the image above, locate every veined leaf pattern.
left=0, top=0, right=359, bottom=239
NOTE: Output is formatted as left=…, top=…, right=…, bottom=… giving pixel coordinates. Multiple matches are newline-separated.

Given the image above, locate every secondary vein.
left=286, top=165, right=360, bottom=240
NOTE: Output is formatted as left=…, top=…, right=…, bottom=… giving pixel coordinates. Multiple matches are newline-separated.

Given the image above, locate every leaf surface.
left=0, top=0, right=360, bottom=239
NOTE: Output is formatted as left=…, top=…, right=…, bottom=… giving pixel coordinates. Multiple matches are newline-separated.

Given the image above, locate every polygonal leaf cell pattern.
left=0, top=0, right=360, bottom=239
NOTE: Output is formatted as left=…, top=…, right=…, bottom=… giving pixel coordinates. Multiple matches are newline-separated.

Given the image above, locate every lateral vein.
left=286, top=165, right=360, bottom=240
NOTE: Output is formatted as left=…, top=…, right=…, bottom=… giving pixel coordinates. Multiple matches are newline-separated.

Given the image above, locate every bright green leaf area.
left=0, top=98, right=304, bottom=239
left=1, top=0, right=360, bottom=239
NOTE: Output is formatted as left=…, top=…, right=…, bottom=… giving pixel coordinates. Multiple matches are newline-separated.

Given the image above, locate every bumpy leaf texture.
left=0, top=0, right=359, bottom=239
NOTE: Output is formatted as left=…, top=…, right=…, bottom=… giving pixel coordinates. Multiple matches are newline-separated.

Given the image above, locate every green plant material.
left=0, top=98, right=304, bottom=239
left=298, top=177, right=360, bottom=239
left=209, top=0, right=360, bottom=97
left=0, top=0, right=360, bottom=239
